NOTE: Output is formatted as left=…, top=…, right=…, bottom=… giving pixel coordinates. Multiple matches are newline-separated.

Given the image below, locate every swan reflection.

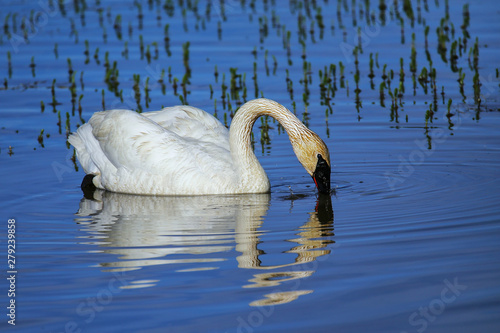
left=75, top=190, right=334, bottom=305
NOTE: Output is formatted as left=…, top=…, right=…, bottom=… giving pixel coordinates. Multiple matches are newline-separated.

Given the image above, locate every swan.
left=68, top=98, right=331, bottom=195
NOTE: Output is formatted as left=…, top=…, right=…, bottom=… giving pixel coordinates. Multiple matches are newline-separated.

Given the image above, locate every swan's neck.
left=229, top=99, right=313, bottom=192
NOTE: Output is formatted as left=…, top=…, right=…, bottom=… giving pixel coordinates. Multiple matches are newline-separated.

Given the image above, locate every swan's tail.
left=68, top=124, right=100, bottom=175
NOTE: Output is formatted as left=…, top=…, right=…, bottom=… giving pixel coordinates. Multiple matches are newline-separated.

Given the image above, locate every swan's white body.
left=69, top=98, right=330, bottom=195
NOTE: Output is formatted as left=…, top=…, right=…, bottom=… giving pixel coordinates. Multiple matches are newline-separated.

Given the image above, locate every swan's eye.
left=317, top=153, right=322, bottom=159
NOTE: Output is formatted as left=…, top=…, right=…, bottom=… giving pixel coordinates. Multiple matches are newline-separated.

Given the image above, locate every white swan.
left=68, top=98, right=331, bottom=195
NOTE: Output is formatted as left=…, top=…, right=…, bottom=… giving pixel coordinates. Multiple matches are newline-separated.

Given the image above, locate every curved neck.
left=229, top=99, right=313, bottom=190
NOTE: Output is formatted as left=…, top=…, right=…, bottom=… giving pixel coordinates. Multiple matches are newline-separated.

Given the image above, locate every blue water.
left=1, top=0, right=500, bottom=332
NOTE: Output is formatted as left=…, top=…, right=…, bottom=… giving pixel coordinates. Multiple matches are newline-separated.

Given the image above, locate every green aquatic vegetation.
left=145, top=45, right=151, bottom=63
left=11, top=12, right=17, bottom=34
left=286, top=69, right=294, bottom=100
left=69, top=73, right=77, bottom=114
left=181, top=73, right=190, bottom=104
left=49, top=79, right=62, bottom=112
left=133, top=74, right=142, bottom=112
left=172, top=77, right=178, bottom=96
left=139, top=35, right=144, bottom=59
left=379, top=81, right=386, bottom=107
left=214, top=65, right=219, bottom=83
left=79, top=72, right=84, bottom=91
left=368, top=53, right=375, bottom=80
left=122, top=41, right=129, bottom=59
left=164, top=24, right=171, bottom=56
left=53, top=43, right=58, bottom=59
left=389, top=87, right=400, bottom=123
left=151, top=42, right=159, bottom=60
left=242, top=73, right=248, bottom=102
left=100, top=25, right=105, bottom=43
left=113, top=14, right=122, bottom=40
left=399, top=58, right=405, bottom=94
left=29, top=56, right=36, bottom=78
left=284, top=29, right=292, bottom=65
left=425, top=102, right=434, bottom=125
left=399, top=17, right=405, bottom=44
left=259, top=116, right=271, bottom=149
left=473, top=71, right=481, bottom=105
left=128, top=22, right=133, bottom=39
left=158, top=69, right=166, bottom=95
left=469, top=37, right=479, bottom=71
left=229, top=67, right=243, bottom=101
left=449, top=40, right=458, bottom=72
left=315, top=7, right=325, bottom=38
left=65, top=112, right=71, bottom=137
left=252, top=62, right=259, bottom=98
left=93, top=47, right=100, bottom=65
left=3, top=13, right=11, bottom=38
left=264, top=49, right=269, bottom=76
left=104, top=60, right=120, bottom=96
left=339, top=61, right=345, bottom=88
left=145, top=77, right=151, bottom=108
left=251, top=46, right=257, bottom=60
left=182, top=41, right=191, bottom=76
left=410, top=33, right=417, bottom=74
left=0, top=0, right=493, bottom=156
left=272, top=55, right=278, bottom=75
left=84, top=40, right=90, bottom=64
left=258, top=15, right=269, bottom=43
left=67, top=58, right=73, bottom=82
left=297, top=11, right=307, bottom=42
left=78, top=95, right=83, bottom=118
left=37, top=129, right=45, bottom=148
left=220, top=73, right=227, bottom=106
left=101, top=89, right=105, bottom=111
left=135, top=2, right=144, bottom=30
left=356, top=27, right=363, bottom=53
left=424, top=25, right=430, bottom=49
left=163, top=0, right=175, bottom=17
left=418, top=67, right=429, bottom=94
left=461, top=4, right=470, bottom=41
left=318, top=65, right=335, bottom=114
left=56, top=110, right=62, bottom=134
left=227, top=94, right=233, bottom=115
left=446, top=98, right=453, bottom=118
left=457, top=68, right=466, bottom=101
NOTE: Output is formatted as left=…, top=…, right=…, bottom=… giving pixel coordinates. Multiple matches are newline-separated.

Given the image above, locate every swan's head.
left=292, top=133, right=331, bottom=194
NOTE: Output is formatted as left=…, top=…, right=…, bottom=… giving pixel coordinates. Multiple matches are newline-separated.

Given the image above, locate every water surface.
left=1, top=0, right=499, bottom=332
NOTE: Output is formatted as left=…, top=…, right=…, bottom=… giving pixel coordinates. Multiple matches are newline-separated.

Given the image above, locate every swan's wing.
left=142, top=105, right=229, bottom=150
left=70, top=109, right=236, bottom=195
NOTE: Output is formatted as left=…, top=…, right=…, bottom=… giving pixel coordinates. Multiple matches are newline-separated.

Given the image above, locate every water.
left=1, top=0, right=500, bottom=332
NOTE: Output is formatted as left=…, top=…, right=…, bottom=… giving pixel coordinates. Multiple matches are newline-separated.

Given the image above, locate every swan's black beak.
left=312, top=154, right=331, bottom=194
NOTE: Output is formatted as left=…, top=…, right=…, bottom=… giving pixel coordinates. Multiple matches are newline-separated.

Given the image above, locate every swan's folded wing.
left=86, top=109, right=235, bottom=194
left=142, top=105, right=229, bottom=150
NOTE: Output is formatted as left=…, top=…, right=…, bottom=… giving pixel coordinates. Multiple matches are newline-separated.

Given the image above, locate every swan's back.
left=69, top=106, right=239, bottom=195
left=143, top=105, right=229, bottom=149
